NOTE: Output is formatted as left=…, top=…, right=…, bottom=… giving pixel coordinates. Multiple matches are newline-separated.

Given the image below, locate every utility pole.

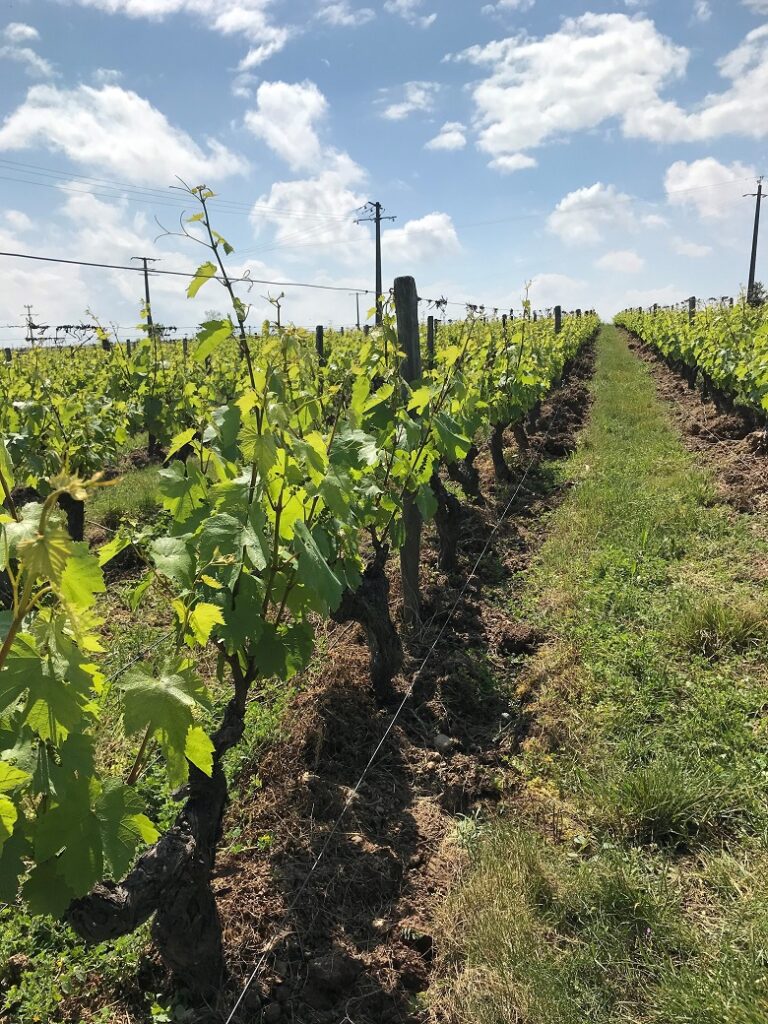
left=131, top=257, right=158, bottom=340
left=23, top=305, right=35, bottom=346
left=356, top=201, right=396, bottom=326
left=132, top=256, right=160, bottom=457
left=745, top=177, right=766, bottom=306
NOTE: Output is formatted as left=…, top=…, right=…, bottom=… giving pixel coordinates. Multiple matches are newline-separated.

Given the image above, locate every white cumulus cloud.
left=62, top=0, right=291, bottom=69
left=383, top=212, right=460, bottom=264
left=1, top=21, right=55, bottom=77
left=528, top=273, right=588, bottom=310
left=455, top=13, right=687, bottom=168
left=664, top=158, right=757, bottom=220
left=317, top=1, right=375, bottom=26
left=0, top=84, right=247, bottom=184
left=482, top=0, right=535, bottom=13
left=595, top=249, right=645, bottom=273
left=381, top=81, right=440, bottom=120
left=245, top=80, right=328, bottom=172
left=250, top=152, right=370, bottom=267
left=490, top=154, right=537, bottom=173
left=4, top=23, right=40, bottom=43
left=425, top=121, right=466, bottom=151
left=624, top=27, right=768, bottom=143
left=384, top=0, right=436, bottom=28
left=672, top=237, right=713, bottom=257
left=548, top=182, right=637, bottom=245
left=454, top=15, right=768, bottom=168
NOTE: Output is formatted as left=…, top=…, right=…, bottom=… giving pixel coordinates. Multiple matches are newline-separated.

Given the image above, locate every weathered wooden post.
left=554, top=305, right=562, bottom=335
left=101, top=337, right=112, bottom=353
left=182, top=336, right=189, bottom=358
left=395, top=276, right=422, bottom=628
left=426, top=314, right=435, bottom=370
left=688, top=296, right=696, bottom=324
left=3, top=347, right=11, bottom=362
left=363, top=324, right=370, bottom=336
left=126, top=338, right=133, bottom=356
left=315, top=325, right=324, bottom=367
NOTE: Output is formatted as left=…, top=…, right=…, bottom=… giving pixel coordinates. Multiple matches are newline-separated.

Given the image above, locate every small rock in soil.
left=400, top=928, right=434, bottom=959
left=304, top=952, right=363, bottom=1009
left=499, top=622, right=544, bottom=656
left=1, top=954, right=32, bottom=986
left=434, top=733, right=455, bottom=756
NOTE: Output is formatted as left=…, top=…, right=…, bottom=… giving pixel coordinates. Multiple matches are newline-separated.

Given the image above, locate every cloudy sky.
left=0, top=0, right=766, bottom=339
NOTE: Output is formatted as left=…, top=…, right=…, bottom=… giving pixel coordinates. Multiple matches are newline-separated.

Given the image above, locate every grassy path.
left=433, top=325, right=768, bottom=1023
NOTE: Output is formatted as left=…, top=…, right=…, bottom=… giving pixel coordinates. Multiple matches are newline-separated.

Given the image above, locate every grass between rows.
left=433, top=325, right=768, bottom=1023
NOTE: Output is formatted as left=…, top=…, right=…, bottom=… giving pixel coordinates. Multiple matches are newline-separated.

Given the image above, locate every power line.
left=453, top=176, right=766, bottom=231
left=0, top=249, right=516, bottom=309
left=0, top=249, right=376, bottom=296
left=0, top=158, right=361, bottom=225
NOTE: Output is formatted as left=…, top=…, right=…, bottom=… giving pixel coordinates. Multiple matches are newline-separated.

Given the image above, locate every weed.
left=673, top=592, right=767, bottom=660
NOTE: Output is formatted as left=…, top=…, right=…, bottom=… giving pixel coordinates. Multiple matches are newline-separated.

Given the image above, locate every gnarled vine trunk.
left=58, top=492, right=85, bottom=542
left=513, top=421, right=529, bottom=452
left=66, top=669, right=251, bottom=996
left=489, top=422, right=512, bottom=483
left=331, top=547, right=403, bottom=704
left=446, top=444, right=483, bottom=502
left=431, top=470, right=463, bottom=574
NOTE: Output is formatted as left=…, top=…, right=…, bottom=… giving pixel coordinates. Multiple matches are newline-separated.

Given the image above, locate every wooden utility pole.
left=395, top=276, right=422, bottom=628
left=745, top=177, right=765, bottom=305
left=23, top=305, right=35, bottom=347
left=356, top=201, right=396, bottom=326
left=131, top=257, right=158, bottom=340
left=132, top=256, right=159, bottom=456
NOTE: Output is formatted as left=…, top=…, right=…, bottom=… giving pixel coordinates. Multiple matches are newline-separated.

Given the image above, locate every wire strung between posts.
left=222, top=388, right=573, bottom=1023
left=0, top=249, right=515, bottom=313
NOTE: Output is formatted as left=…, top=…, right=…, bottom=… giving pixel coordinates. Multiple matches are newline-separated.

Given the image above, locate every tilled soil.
left=622, top=330, right=768, bottom=514
left=203, top=344, right=597, bottom=1024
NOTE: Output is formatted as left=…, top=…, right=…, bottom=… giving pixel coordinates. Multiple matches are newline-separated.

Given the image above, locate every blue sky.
left=0, top=0, right=766, bottom=339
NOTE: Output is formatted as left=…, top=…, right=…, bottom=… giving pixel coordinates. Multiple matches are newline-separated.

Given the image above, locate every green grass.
left=433, top=326, right=768, bottom=1022
left=89, top=465, right=162, bottom=527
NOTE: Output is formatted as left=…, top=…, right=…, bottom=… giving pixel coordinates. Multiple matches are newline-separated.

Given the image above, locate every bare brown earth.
left=60, top=343, right=596, bottom=1024
left=621, top=330, right=768, bottom=514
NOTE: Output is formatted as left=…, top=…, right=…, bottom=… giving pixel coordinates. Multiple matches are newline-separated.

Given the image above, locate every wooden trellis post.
left=395, top=275, right=422, bottom=628
left=315, top=325, right=324, bottom=366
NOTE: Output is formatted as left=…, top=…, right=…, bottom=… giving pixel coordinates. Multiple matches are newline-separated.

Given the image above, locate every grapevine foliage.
left=0, top=188, right=599, bottom=961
